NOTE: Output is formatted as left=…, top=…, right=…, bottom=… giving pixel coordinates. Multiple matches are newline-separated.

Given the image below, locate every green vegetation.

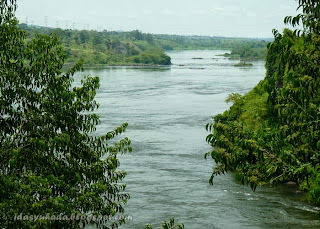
left=19, top=23, right=269, bottom=66
left=145, top=218, right=184, bottom=229
left=217, top=53, right=240, bottom=59
left=154, top=34, right=270, bottom=52
left=230, top=43, right=268, bottom=60
left=155, top=34, right=268, bottom=60
left=0, top=2, right=185, bottom=228
left=233, top=62, right=253, bottom=67
left=206, top=0, right=320, bottom=210
left=19, top=25, right=171, bottom=66
left=218, top=42, right=268, bottom=60
left=0, top=1, right=132, bottom=228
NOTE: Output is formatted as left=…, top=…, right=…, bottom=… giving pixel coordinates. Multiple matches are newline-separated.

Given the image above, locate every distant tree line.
left=19, top=23, right=269, bottom=65
left=230, top=42, right=268, bottom=60
left=19, top=25, right=171, bottom=66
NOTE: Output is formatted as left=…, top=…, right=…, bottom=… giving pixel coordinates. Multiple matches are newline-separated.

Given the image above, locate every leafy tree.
left=284, top=0, right=320, bottom=35
left=130, top=29, right=144, bottom=40
left=231, top=44, right=267, bottom=60
left=206, top=0, right=320, bottom=207
left=93, top=32, right=103, bottom=46
left=145, top=218, right=184, bottom=229
left=137, top=50, right=171, bottom=65
left=0, top=1, right=131, bottom=228
left=79, top=30, right=89, bottom=44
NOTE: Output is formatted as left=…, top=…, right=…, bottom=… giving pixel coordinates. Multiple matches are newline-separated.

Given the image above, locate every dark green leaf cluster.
left=129, top=50, right=171, bottom=65
left=145, top=218, right=184, bottom=229
left=230, top=43, right=268, bottom=60
left=206, top=0, right=320, bottom=206
left=284, top=0, right=320, bottom=36
left=0, top=1, right=131, bottom=228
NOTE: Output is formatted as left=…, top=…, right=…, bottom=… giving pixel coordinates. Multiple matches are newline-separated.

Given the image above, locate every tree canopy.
left=0, top=1, right=132, bottom=228
left=206, top=0, right=320, bottom=208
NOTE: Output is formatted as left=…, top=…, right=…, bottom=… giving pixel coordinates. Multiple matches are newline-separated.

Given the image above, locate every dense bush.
left=0, top=1, right=132, bottom=228
left=206, top=1, right=320, bottom=208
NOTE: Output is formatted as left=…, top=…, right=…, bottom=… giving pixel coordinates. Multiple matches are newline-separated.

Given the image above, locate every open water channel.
left=76, top=50, right=320, bottom=229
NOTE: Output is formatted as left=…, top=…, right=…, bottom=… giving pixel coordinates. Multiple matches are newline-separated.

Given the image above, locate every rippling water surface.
left=75, top=50, right=320, bottom=229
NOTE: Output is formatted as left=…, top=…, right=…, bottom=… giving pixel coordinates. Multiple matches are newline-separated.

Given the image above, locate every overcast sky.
left=16, top=0, right=300, bottom=38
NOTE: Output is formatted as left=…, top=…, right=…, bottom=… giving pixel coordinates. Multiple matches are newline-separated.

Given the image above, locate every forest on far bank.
left=19, top=23, right=269, bottom=66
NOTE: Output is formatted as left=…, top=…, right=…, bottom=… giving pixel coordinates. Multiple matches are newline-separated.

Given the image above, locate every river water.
left=75, top=50, right=320, bottom=228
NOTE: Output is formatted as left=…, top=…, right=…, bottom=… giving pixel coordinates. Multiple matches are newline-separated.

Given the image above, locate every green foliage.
left=154, top=34, right=270, bottom=52
left=284, top=0, right=320, bottom=36
left=206, top=0, right=320, bottom=207
left=145, top=218, right=184, bottom=229
left=225, top=93, right=242, bottom=104
left=233, top=62, right=253, bottom=67
left=132, top=50, right=171, bottom=65
left=20, top=23, right=269, bottom=66
left=231, top=43, right=268, bottom=60
left=20, top=25, right=170, bottom=66
left=0, top=1, right=132, bottom=228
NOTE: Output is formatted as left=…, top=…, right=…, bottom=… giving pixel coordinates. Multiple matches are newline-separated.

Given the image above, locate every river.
left=75, top=50, right=320, bottom=228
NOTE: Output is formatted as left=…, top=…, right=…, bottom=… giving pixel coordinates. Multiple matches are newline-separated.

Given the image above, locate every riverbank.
left=64, top=62, right=172, bottom=68
left=19, top=24, right=269, bottom=67
left=206, top=29, right=320, bottom=211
